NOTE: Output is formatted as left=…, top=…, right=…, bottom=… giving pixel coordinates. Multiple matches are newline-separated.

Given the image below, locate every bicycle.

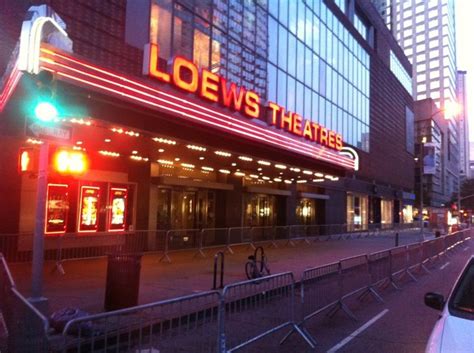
left=245, top=246, right=270, bottom=280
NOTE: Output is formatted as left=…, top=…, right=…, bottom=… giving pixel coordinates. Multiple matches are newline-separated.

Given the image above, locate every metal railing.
left=0, top=223, right=423, bottom=265
left=0, top=254, right=50, bottom=353
left=0, top=228, right=470, bottom=352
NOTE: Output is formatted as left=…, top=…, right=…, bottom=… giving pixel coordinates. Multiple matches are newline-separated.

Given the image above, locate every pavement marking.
left=439, top=262, right=450, bottom=270
left=326, top=309, right=389, bottom=353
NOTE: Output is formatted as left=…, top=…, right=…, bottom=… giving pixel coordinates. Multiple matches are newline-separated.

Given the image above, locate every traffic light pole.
left=29, top=141, right=49, bottom=312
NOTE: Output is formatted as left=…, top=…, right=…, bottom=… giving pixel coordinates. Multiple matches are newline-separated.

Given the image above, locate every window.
left=381, top=199, right=393, bottom=225
left=347, top=193, right=368, bottom=230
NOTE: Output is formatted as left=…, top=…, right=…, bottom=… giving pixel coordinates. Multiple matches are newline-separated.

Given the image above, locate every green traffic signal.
left=34, top=101, right=58, bottom=122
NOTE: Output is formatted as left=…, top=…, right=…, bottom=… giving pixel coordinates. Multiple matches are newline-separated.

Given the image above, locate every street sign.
left=26, top=121, right=72, bottom=142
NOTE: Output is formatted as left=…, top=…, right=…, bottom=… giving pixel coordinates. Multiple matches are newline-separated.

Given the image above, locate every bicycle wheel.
left=245, top=261, right=255, bottom=280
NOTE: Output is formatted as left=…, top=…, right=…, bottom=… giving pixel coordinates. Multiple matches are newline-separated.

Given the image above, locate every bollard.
left=395, top=232, right=399, bottom=247
left=212, top=251, right=225, bottom=290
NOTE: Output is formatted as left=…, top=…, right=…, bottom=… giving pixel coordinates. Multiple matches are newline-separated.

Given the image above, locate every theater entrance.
left=156, top=188, right=215, bottom=230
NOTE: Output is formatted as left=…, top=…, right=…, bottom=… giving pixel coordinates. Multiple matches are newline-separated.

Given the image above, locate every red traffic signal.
left=52, top=149, right=89, bottom=175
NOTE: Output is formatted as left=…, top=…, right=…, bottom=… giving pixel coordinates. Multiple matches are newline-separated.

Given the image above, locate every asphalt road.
left=272, top=237, right=474, bottom=353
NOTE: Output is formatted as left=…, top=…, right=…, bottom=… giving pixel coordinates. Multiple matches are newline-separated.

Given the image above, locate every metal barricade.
left=339, top=254, right=382, bottom=307
left=300, top=262, right=341, bottom=322
left=274, top=225, right=289, bottom=243
left=249, top=226, right=275, bottom=249
left=367, top=250, right=391, bottom=295
left=406, top=243, right=426, bottom=279
left=287, top=225, right=306, bottom=246
left=227, top=227, right=252, bottom=250
left=160, top=228, right=200, bottom=263
left=54, top=291, right=221, bottom=353
left=195, top=228, right=229, bottom=258
left=0, top=254, right=49, bottom=353
left=389, top=245, right=409, bottom=286
left=220, top=272, right=316, bottom=352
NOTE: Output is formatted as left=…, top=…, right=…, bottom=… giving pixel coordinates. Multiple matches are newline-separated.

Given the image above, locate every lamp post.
left=419, top=136, right=426, bottom=240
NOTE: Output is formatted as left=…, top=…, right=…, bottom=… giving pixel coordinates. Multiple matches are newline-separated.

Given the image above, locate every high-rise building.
left=456, top=70, right=470, bottom=181
left=373, top=0, right=457, bottom=106
left=374, top=0, right=460, bottom=207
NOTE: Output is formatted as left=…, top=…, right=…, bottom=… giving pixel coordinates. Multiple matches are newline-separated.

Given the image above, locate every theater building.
left=0, top=0, right=415, bottom=238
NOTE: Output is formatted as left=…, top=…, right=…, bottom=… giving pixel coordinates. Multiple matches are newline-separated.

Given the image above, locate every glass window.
left=278, top=25, right=288, bottom=71
left=406, top=107, right=415, bottom=154
left=267, top=63, right=277, bottom=102
left=268, top=17, right=278, bottom=64
left=277, top=70, right=287, bottom=107
left=279, top=0, right=288, bottom=27
left=297, top=40, right=305, bottom=82
left=150, top=1, right=172, bottom=60
left=347, top=193, right=368, bottom=231
left=288, top=34, right=297, bottom=77
left=287, top=76, right=296, bottom=111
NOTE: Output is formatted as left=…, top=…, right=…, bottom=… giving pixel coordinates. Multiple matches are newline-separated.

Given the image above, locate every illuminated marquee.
left=144, top=43, right=343, bottom=151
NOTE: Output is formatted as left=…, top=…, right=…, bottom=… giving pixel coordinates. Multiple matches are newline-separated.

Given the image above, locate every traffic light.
left=18, top=147, right=38, bottom=174
left=52, top=149, right=89, bottom=175
left=33, top=70, right=58, bottom=122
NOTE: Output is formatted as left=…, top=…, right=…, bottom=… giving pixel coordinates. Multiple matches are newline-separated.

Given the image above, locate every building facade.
left=414, top=98, right=458, bottom=212
left=0, top=0, right=414, bottom=241
left=456, top=70, right=470, bottom=181
left=373, top=0, right=460, bottom=212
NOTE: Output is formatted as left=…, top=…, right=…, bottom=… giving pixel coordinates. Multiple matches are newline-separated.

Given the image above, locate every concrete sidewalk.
left=10, top=230, right=432, bottom=314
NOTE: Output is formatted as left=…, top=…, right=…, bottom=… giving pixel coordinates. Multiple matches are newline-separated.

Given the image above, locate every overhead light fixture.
left=312, top=178, right=324, bottom=182
left=219, top=169, right=231, bottom=174
left=290, top=167, right=301, bottom=172
left=257, top=160, right=271, bottom=166
left=202, top=166, right=214, bottom=171
left=238, top=156, right=253, bottom=162
left=284, top=180, right=292, bottom=184
left=274, top=178, right=282, bottom=182
left=174, top=157, right=180, bottom=161
left=158, top=159, right=174, bottom=165
left=250, top=174, right=259, bottom=179
left=158, top=148, right=165, bottom=153
left=130, top=155, right=149, bottom=162
left=131, top=150, right=138, bottom=155
left=314, top=172, right=324, bottom=177
left=275, top=164, right=287, bottom=169
left=104, top=138, right=111, bottom=143
left=181, top=163, right=195, bottom=169
left=186, top=144, right=206, bottom=152
left=231, top=162, right=237, bottom=166
left=199, top=156, right=205, bottom=160
left=297, top=180, right=307, bottom=183
left=235, top=171, right=245, bottom=177
left=261, top=176, right=270, bottom=180
left=303, top=170, right=313, bottom=175
left=99, top=150, right=120, bottom=157
left=153, top=137, right=176, bottom=145
left=215, top=151, right=232, bottom=157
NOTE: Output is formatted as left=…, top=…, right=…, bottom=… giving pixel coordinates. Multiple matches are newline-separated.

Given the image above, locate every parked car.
left=424, top=256, right=474, bottom=353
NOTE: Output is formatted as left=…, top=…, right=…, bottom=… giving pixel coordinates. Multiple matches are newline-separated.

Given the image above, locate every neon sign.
left=144, top=43, right=343, bottom=151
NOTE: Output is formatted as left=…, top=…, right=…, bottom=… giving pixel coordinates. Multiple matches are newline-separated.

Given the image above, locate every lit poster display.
left=78, top=186, right=100, bottom=232
left=108, top=187, right=127, bottom=231
left=45, top=184, right=69, bottom=234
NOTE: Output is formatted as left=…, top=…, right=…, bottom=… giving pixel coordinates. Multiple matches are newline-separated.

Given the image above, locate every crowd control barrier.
left=0, top=228, right=470, bottom=352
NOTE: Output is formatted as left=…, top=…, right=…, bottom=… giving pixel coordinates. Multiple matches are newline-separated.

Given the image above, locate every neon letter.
left=173, top=56, right=199, bottom=93
left=244, top=91, right=260, bottom=118
left=221, top=78, right=245, bottom=111
left=146, top=44, right=170, bottom=82
left=200, top=69, right=220, bottom=102
left=268, top=102, right=280, bottom=125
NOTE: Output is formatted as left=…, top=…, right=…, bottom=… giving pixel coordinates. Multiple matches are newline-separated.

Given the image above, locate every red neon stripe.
left=57, top=68, right=355, bottom=170
left=0, top=62, right=22, bottom=112
left=40, top=51, right=354, bottom=169
left=53, top=64, right=354, bottom=169
left=44, top=50, right=350, bottom=165
left=40, top=50, right=355, bottom=169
